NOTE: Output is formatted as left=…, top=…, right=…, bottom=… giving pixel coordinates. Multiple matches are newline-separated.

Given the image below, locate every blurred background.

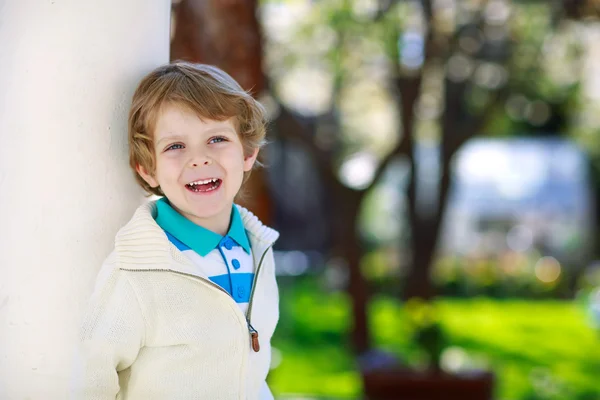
left=170, top=0, right=600, bottom=399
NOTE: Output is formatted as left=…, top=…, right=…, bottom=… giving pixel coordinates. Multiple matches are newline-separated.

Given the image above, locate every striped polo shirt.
left=154, top=198, right=254, bottom=313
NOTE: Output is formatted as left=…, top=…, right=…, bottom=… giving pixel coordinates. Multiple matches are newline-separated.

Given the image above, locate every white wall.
left=0, top=1, right=170, bottom=398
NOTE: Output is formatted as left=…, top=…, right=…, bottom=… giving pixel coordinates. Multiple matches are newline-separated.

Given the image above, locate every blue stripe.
left=165, top=231, right=190, bottom=251
left=209, top=273, right=254, bottom=303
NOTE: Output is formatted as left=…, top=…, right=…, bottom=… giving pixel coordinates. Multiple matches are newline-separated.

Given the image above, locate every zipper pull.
left=251, top=331, right=260, bottom=352
left=248, top=322, right=260, bottom=352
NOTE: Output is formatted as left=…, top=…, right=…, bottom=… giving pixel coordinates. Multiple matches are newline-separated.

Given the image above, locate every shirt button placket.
left=223, top=237, right=234, bottom=250
left=237, top=286, right=245, bottom=300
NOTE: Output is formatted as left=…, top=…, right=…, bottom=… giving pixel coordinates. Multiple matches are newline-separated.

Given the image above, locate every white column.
left=0, top=1, right=170, bottom=398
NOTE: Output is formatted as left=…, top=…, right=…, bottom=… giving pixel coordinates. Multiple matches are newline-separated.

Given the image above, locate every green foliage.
left=269, top=278, right=600, bottom=400
left=431, top=253, right=571, bottom=298
left=404, top=297, right=447, bottom=370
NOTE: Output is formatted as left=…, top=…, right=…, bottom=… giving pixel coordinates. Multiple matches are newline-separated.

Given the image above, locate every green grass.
left=269, top=278, right=600, bottom=400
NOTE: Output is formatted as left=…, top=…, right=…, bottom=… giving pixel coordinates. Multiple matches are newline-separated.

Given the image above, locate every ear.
left=136, top=164, right=159, bottom=188
left=243, top=147, right=260, bottom=172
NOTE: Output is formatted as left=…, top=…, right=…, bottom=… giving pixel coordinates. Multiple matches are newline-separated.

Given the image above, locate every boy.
left=72, top=62, right=279, bottom=399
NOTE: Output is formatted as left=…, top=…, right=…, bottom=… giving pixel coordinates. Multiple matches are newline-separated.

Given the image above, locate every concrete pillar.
left=0, top=1, right=170, bottom=398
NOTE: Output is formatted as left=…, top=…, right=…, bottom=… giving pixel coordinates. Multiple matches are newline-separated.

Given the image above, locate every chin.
left=188, top=202, right=229, bottom=218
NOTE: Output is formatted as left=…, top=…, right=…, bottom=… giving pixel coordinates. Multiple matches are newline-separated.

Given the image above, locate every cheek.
left=220, top=148, right=246, bottom=171
left=155, top=156, right=184, bottom=182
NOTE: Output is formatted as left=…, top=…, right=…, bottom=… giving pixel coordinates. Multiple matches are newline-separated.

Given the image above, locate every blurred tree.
left=170, top=0, right=273, bottom=225
left=262, top=0, right=591, bottom=353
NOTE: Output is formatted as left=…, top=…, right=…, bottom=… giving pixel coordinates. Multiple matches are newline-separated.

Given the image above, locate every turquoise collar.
left=154, top=197, right=251, bottom=257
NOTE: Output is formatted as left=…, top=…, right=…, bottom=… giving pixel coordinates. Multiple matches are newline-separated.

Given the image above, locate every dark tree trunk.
left=171, top=0, right=264, bottom=95
left=331, top=182, right=370, bottom=353
left=395, top=73, right=441, bottom=300
left=274, top=104, right=372, bottom=353
left=404, top=157, right=453, bottom=300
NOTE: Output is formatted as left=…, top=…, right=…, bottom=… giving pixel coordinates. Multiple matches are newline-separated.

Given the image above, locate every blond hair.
left=128, top=62, right=267, bottom=196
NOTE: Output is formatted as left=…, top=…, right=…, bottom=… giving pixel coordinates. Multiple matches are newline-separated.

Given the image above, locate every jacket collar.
left=114, top=200, right=279, bottom=276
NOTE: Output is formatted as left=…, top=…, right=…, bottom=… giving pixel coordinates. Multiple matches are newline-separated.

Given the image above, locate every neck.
left=175, top=204, right=232, bottom=236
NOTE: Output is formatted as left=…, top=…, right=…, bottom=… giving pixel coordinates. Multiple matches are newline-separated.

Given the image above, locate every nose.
left=191, top=159, right=211, bottom=167
left=190, top=152, right=212, bottom=167
left=189, top=145, right=213, bottom=167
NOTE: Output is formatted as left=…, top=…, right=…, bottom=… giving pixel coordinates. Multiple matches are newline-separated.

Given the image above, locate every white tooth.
left=189, top=178, right=218, bottom=186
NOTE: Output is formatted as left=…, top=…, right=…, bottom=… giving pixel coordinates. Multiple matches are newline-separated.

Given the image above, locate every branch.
left=273, top=102, right=337, bottom=181
left=421, top=0, right=433, bottom=22
left=365, top=135, right=410, bottom=192
left=448, top=83, right=512, bottom=158
left=367, top=0, right=435, bottom=194
left=441, top=0, right=514, bottom=159
left=448, top=0, right=561, bottom=156
left=562, top=0, right=588, bottom=20
left=373, top=0, right=401, bottom=22
left=474, top=85, right=511, bottom=134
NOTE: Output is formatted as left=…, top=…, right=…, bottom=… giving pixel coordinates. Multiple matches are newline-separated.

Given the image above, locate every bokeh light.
left=534, top=256, right=562, bottom=283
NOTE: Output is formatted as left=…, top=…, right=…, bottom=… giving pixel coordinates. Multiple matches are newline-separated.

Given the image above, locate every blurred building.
left=440, top=138, right=594, bottom=271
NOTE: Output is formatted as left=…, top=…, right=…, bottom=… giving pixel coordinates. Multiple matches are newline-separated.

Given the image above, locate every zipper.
left=245, top=244, right=274, bottom=326
left=121, top=243, right=274, bottom=353
left=247, top=321, right=260, bottom=352
left=121, top=267, right=233, bottom=297
left=244, top=243, right=274, bottom=353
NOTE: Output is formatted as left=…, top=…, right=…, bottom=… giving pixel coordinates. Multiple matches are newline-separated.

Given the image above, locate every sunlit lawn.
left=269, top=278, right=600, bottom=400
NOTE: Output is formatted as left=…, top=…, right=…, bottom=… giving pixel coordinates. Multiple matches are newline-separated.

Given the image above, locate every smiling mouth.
left=185, top=178, right=222, bottom=193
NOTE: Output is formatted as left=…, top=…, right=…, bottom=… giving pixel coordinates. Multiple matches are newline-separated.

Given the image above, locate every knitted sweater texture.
left=71, top=201, right=280, bottom=400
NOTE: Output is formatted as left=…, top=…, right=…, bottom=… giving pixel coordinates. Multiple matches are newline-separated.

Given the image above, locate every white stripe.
left=180, top=247, right=253, bottom=276
left=179, top=247, right=254, bottom=314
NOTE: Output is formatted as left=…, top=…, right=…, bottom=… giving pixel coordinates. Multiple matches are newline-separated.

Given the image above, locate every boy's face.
left=137, top=104, right=258, bottom=233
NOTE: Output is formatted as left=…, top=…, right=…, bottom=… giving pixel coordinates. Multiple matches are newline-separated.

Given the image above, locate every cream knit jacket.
left=71, top=201, right=280, bottom=400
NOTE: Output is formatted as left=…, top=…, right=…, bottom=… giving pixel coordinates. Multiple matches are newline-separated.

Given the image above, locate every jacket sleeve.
left=70, top=258, right=146, bottom=399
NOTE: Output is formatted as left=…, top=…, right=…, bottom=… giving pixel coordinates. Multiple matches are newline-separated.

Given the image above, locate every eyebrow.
left=156, top=126, right=236, bottom=146
left=156, top=134, right=184, bottom=147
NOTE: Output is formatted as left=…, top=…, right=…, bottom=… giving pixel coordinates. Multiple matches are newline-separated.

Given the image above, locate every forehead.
left=153, top=103, right=236, bottom=139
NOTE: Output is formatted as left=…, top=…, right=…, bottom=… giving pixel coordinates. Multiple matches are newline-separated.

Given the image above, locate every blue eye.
left=166, top=143, right=184, bottom=151
left=209, top=136, right=227, bottom=144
